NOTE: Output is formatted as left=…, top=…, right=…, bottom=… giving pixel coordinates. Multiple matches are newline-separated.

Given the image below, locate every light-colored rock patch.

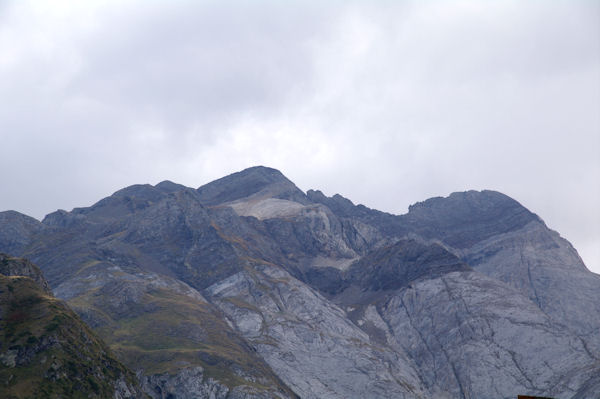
left=309, top=255, right=357, bottom=271
left=229, top=198, right=306, bottom=220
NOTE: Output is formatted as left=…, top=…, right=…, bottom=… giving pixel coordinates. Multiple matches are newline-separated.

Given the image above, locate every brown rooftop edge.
left=517, top=396, right=555, bottom=399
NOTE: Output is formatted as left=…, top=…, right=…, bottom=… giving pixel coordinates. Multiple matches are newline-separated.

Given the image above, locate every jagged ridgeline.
left=1, top=166, right=600, bottom=398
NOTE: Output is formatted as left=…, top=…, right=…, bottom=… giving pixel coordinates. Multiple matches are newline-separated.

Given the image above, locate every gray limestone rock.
left=463, top=220, right=600, bottom=351
left=206, top=263, right=427, bottom=399
left=377, top=271, right=600, bottom=398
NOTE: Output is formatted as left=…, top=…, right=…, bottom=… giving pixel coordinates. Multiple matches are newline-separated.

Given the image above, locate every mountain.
left=401, top=191, right=600, bottom=351
left=0, top=212, right=42, bottom=257
left=1, top=166, right=599, bottom=398
left=0, top=253, right=146, bottom=399
left=197, top=166, right=310, bottom=206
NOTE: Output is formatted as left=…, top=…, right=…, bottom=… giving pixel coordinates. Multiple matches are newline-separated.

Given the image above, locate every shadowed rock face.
left=344, top=240, right=472, bottom=293
left=400, top=190, right=540, bottom=249
left=1, top=167, right=599, bottom=398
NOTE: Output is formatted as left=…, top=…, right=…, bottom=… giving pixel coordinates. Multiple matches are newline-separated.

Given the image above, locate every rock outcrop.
left=0, top=252, right=51, bottom=294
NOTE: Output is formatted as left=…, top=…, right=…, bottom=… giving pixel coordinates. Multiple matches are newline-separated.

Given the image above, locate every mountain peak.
left=155, top=180, right=187, bottom=193
left=197, top=166, right=308, bottom=206
left=236, top=165, right=286, bottom=178
left=407, top=190, right=537, bottom=220
left=404, top=189, right=541, bottom=248
left=409, top=189, right=519, bottom=210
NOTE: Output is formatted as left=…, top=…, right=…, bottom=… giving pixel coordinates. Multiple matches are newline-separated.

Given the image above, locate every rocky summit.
left=1, top=166, right=599, bottom=399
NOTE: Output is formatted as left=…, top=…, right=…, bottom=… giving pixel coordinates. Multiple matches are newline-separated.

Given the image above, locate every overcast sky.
left=1, top=0, right=599, bottom=273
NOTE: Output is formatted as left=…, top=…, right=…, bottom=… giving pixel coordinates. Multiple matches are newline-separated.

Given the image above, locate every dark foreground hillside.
left=0, top=253, right=146, bottom=399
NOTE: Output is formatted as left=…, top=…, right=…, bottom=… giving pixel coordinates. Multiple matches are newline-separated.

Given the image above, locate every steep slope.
left=0, top=256, right=145, bottom=399
left=1, top=167, right=599, bottom=398
left=380, top=271, right=600, bottom=398
left=399, top=190, right=600, bottom=352
left=29, top=188, right=298, bottom=398
left=196, top=171, right=600, bottom=397
left=1, top=175, right=429, bottom=397
left=1, top=253, right=51, bottom=294
left=331, top=241, right=600, bottom=398
left=55, top=266, right=295, bottom=399
left=205, top=260, right=428, bottom=399
left=309, top=188, right=600, bottom=351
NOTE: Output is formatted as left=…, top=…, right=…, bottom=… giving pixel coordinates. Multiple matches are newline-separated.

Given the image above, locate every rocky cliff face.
left=205, top=262, right=427, bottom=399
left=396, top=190, right=600, bottom=354
left=1, top=253, right=52, bottom=294
left=1, top=166, right=599, bottom=399
left=377, top=270, right=599, bottom=398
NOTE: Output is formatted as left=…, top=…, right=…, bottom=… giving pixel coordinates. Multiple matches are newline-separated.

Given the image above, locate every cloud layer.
left=1, top=0, right=599, bottom=272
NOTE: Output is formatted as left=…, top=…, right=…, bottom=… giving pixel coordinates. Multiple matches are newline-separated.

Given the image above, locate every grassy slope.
left=67, top=282, right=292, bottom=394
left=0, top=275, right=142, bottom=399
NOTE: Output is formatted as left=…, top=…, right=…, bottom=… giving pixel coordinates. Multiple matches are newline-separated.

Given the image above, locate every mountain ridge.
left=1, top=166, right=599, bottom=398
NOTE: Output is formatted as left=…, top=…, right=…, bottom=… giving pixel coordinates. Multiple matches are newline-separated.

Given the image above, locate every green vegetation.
left=68, top=283, right=288, bottom=391
left=0, top=275, right=141, bottom=399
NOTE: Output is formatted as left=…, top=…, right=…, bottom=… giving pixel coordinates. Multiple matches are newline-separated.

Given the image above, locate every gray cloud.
left=0, top=0, right=598, bottom=272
